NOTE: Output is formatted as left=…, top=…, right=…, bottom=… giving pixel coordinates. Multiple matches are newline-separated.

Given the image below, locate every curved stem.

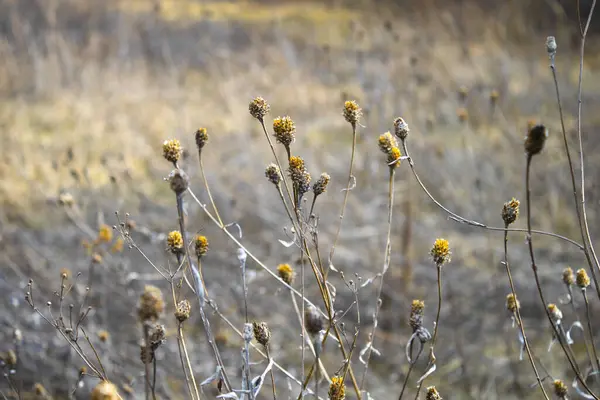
left=199, top=155, right=224, bottom=227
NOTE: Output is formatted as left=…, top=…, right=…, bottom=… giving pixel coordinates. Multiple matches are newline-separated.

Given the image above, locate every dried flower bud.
left=163, top=139, right=182, bottom=163
left=98, top=330, right=109, bottom=343
left=168, top=169, right=189, bottom=194
left=91, top=253, right=103, bottom=264
left=273, top=116, right=296, bottom=148
left=265, top=163, right=282, bottom=186
left=2, top=350, right=16, bottom=366
left=553, top=379, right=568, bottom=399
left=252, top=321, right=271, bottom=347
left=546, top=36, right=557, bottom=58
left=393, top=117, right=410, bottom=141
left=194, top=235, right=209, bottom=258
left=97, top=224, right=113, bottom=243
left=249, top=97, right=270, bottom=121
left=288, top=156, right=311, bottom=201
left=195, top=128, right=209, bottom=151
left=490, top=89, right=500, bottom=105
left=430, top=238, right=451, bottom=266
left=502, top=198, right=520, bottom=226
left=305, top=306, right=323, bottom=336
left=576, top=268, right=591, bottom=289
left=175, top=299, right=191, bottom=322
left=138, top=285, right=165, bottom=322
left=426, top=386, right=442, bottom=400
left=313, top=173, right=330, bottom=196
left=34, top=383, right=50, bottom=398
left=458, top=86, right=469, bottom=102
left=149, top=324, right=166, bottom=348
left=167, top=231, right=184, bottom=255
left=457, top=107, right=468, bottom=122
left=277, top=263, right=295, bottom=285
left=506, top=293, right=520, bottom=313
left=58, top=192, right=75, bottom=207
left=409, top=299, right=425, bottom=332
left=562, top=267, right=574, bottom=286
left=547, top=303, right=563, bottom=324
left=525, top=124, right=548, bottom=156
left=91, top=381, right=120, bottom=400
left=328, top=376, right=346, bottom=400
left=343, top=100, right=362, bottom=127
left=378, top=131, right=398, bottom=155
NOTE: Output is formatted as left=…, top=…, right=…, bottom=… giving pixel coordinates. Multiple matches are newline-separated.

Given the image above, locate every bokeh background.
left=2, top=0, right=600, bottom=398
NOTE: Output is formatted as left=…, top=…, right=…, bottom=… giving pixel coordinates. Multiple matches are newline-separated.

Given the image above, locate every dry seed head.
left=378, top=131, right=398, bottom=155
left=553, top=379, right=568, bottom=398
left=138, top=285, right=165, bottom=322
left=328, top=375, right=346, bottom=400
left=501, top=198, right=520, bottom=226
left=457, top=107, right=468, bottom=122
left=297, top=170, right=312, bottom=200
left=195, top=128, right=209, bottom=151
left=97, top=224, right=113, bottom=243
left=458, top=85, right=469, bottom=101
left=562, top=267, right=574, bottom=286
left=525, top=124, right=548, bottom=156
left=175, top=299, right=192, bottom=322
left=313, top=173, right=331, bottom=196
left=252, top=321, right=271, bottom=347
left=149, top=324, right=166, bottom=348
left=167, top=231, right=184, bottom=255
left=194, top=235, right=209, bottom=258
left=91, top=252, right=103, bottom=264
left=168, top=169, right=189, bottom=194
left=490, top=89, right=500, bottom=105
left=98, top=330, right=109, bottom=343
left=162, top=139, right=182, bottom=163
left=58, top=192, right=74, bottom=207
left=277, top=263, right=295, bottom=285
left=548, top=303, right=563, bottom=323
left=265, top=163, right=282, bottom=186
left=273, top=116, right=296, bottom=147
left=576, top=268, right=591, bottom=289
left=249, top=97, right=270, bottom=121
left=506, top=293, right=520, bottom=313
left=34, top=383, right=49, bottom=396
left=305, top=305, right=324, bottom=336
left=426, top=386, right=442, bottom=400
left=546, top=36, right=557, bottom=58
left=91, top=380, right=120, bottom=400
left=60, top=268, right=71, bottom=279
left=387, top=146, right=402, bottom=168
left=430, top=238, right=451, bottom=266
left=393, top=117, right=410, bottom=141
left=2, top=350, right=16, bottom=366
left=343, top=100, right=362, bottom=126
left=409, top=299, right=425, bottom=331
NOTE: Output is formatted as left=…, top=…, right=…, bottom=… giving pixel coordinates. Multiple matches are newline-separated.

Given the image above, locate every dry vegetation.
left=2, top=0, right=600, bottom=399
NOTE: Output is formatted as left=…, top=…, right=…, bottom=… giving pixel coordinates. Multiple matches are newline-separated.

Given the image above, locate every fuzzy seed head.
left=91, top=381, right=120, bottom=400
left=138, top=285, right=165, bottom=322
left=553, top=379, right=568, bottom=398
left=249, top=97, right=270, bottom=121
left=328, top=376, right=346, bottom=400
left=252, top=321, right=271, bottom=347
left=501, top=198, right=520, bottom=226
left=167, top=231, right=184, bottom=254
left=378, top=131, right=398, bottom=155
left=546, top=36, right=557, bottom=57
left=393, top=117, right=410, bottom=141
left=277, top=263, right=295, bottom=285
left=288, top=156, right=311, bottom=200
left=525, top=124, right=548, bottom=156
left=168, top=169, right=189, bottom=194
left=305, top=306, right=324, bottom=336
left=426, top=386, right=442, bottom=400
left=409, top=299, right=425, bottom=332
left=343, top=100, right=362, bottom=126
left=194, top=235, right=209, bottom=258
left=313, top=173, right=331, bottom=196
left=175, top=299, right=192, bottom=322
left=163, top=139, right=182, bottom=163
left=548, top=303, right=563, bottom=323
left=273, top=116, right=296, bottom=148
left=576, top=268, right=591, bottom=289
left=430, top=238, right=451, bottom=266
left=265, top=163, right=282, bottom=186
left=506, top=293, right=520, bottom=313
left=562, top=267, right=574, bottom=286
left=195, top=128, right=209, bottom=150
left=97, top=224, right=113, bottom=243
left=149, top=324, right=166, bottom=348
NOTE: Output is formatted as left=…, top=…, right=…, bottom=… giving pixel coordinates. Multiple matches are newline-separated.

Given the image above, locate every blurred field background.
left=2, top=0, right=600, bottom=398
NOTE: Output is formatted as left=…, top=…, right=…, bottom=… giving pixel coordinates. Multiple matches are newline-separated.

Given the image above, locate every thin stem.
left=566, top=285, right=596, bottom=373
left=144, top=324, right=151, bottom=400
left=583, top=290, right=600, bottom=371
left=152, top=357, right=158, bottom=400
left=397, top=344, right=423, bottom=400
left=199, top=155, right=224, bottom=227
left=265, top=346, right=277, bottom=400
left=503, top=229, right=549, bottom=399
left=359, top=167, right=395, bottom=390
left=328, top=124, right=357, bottom=268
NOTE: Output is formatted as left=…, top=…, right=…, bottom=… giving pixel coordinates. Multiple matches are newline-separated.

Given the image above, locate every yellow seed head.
left=426, top=386, right=442, bottom=400
left=60, top=268, right=71, bottom=280
left=562, top=267, right=574, bottom=286
left=378, top=131, right=398, bottom=155
left=175, top=299, right=192, bottom=322
left=506, top=293, right=520, bottom=313
left=194, top=235, right=209, bottom=258
left=167, top=231, right=184, bottom=254
left=576, top=268, right=591, bottom=289
left=91, top=380, right=120, bottom=400
left=162, top=139, right=182, bottom=163
left=387, top=146, right=402, bottom=168
left=328, top=376, right=346, bottom=400
left=501, top=198, right=520, bottom=226
left=98, top=330, right=109, bottom=343
left=249, top=97, right=270, bottom=121
left=195, top=128, right=209, bottom=150
left=110, top=238, right=124, bottom=253
left=34, top=383, right=48, bottom=396
left=490, top=89, right=500, bottom=105
left=553, top=379, right=568, bottom=398
left=430, top=238, right=451, bottom=266
left=138, top=285, right=165, bottom=322
left=277, top=263, right=295, bottom=285
left=97, top=224, right=113, bottom=243
left=547, top=303, right=563, bottom=323
left=3, top=350, right=16, bottom=366
left=273, top=116, right=296, bottom=148
left=91, top=252, right=103, bottom=264
left=343, top=100, right=362, bottom=126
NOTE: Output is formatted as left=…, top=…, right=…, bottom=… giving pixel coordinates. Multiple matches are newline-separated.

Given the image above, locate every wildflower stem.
left=525, top=155, right=598, bottom=399
left=503, top=228, right=549, bottom=399
left=144, top=323, right=151, bottom=400
left=566, top=286, right=596, bottom=374
left=359, top=167, right=395, bottom=391
left=328, top=123, right=357, bottom=269
left=198, top=155, right=224, bottom=227
left=397, top=344, right=423, bottom=400
left=399, top=141, right=583, bottom=250
left=265, top=346, right=277, bottom=400
left=583, top=289, right=600, bottom=372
